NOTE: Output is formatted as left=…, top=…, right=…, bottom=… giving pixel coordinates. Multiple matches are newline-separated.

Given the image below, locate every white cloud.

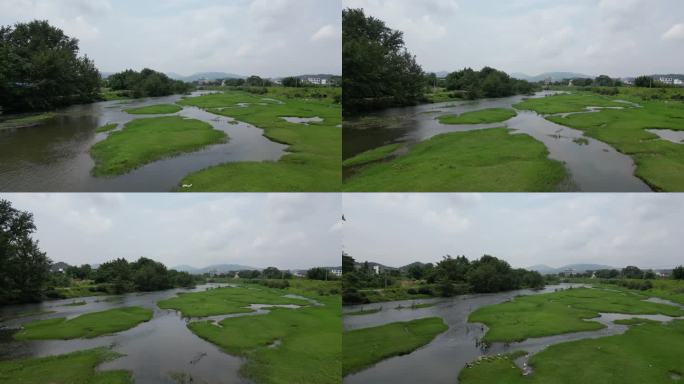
left=663, top=23, right=684, bottom=40
left=311, top=24, right=338, bottom=42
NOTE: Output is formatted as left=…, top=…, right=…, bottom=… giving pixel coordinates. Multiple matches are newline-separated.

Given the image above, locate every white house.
left=305, top=77, right=328, bottom=86
left=329, top=268, right=342, bottom=277
left=659, top=77, right=675, bottom=85
left=372, top=265, right=380, bottom=275
left=675, top=79, right=684, bottom=86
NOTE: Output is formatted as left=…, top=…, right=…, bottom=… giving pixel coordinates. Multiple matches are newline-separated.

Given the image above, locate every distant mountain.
left=399, top=261, right=427, bottom=272
left=354, top=261, right=397, bottom=271
left=649, top=74, right=684, bottom=80
left=527, top=263, right=615, bottom=275
left=172, top=264, right=258, bottom=274
left=511, top=72, right=593, bottom=82
left=167, top=72, right=246, bottom=82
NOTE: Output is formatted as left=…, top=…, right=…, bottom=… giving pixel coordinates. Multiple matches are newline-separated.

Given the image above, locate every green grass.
left=516, top=90, right=684, bottom=191
left=14, top=306, right=153, bottom=340
left=343, top=317, right=448, bottom=376
left=176, top=88, right=341, bottom=191
left=161, top=281, right=341, bottom=384
left=90, top=116, right=227, bottom=176
left=357, top=287, right=435, bottom=303
left=514, top=93, right=625, bottom=114
left=342, top=143, right=401, bottom=167
left=460, top=320, right=684, bottom=384
left=96, top=123, right=119, bottom=133
left=124, top=104, right=182, bottom=115
left=0, top=347, right=131, bottom=384
left=458, top=351, right=529, bottom=384
left=343, top=128, right=567, bottom=191
left=99, top=88, right=132, bottom=101
left=469, top=287, right=684, bottom=343
left=0, top=112, right=54, bottom=129
left=438, top=108, right=517, bottom=124
left=55, top=285, right=107, bottom=299
left=345, top=308, right=382, bottom=316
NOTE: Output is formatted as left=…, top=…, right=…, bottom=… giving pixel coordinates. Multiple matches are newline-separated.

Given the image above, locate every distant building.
left=304, top=77, right=328, bottom=86
left=659, top=77, right=675, bottom=85
left=329, top=268, right=342, bottom=277
left=372, top=265, right=380, bottom=275
left=544, top=77, right=553, bottom=86
left=568, top=80, right=574, bottom=86
left=675, top=79, right=684, bottom=86
left=622, top=78, right=634, bottom=86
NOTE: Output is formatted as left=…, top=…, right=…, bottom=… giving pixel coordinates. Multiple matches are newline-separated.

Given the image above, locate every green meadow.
left=90, top=116, right=227, bottom=176
left=14, top=307, right=152, bottom=340
left=516, top=89, right=684, bottom=191
left=437, top=108, right=517, bottom=125
left=469, top=287, right=684, bottom=343
left=342, top=143, right=401, bottom=167
left=343, top=317, right=448, bottom=376
left=124, top=104, right=182, bottom=115
left=0, top=348, right=131, bottom=384
left=160, top=281, right=341, bottom=384
left=176, top=87, right=341, bottom=192
left=343, top=128, right=567, bottom=192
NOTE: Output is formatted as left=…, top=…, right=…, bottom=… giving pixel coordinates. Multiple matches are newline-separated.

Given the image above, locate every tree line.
left=105, top=68, right=191, bottom=98
left=444, top=67, right=537, bottom=99
left=0, top=20, right=101, bottom=112
left=342, top=253, right=544, bottom=304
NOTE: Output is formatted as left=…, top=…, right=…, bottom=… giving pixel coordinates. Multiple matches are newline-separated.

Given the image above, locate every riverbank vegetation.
left=0, top=112, right=55, bottom=129
left=161, top=280, right=341, bottom=384
left=90, top=116, right=227, bottom=176
left=342, top=143, right=401, bottom=167
left=437, top=108, right=517, bottom=125
left=104, top=68, right=191, bottom=99
left=517, top=88, right=684, bottom=191
left=343, top=128, right=566, bottom=192
left=342, top=8, right=425, bottom=114
left=124, top=104, right=182, bottom=115
left=343, top=317, right=447, bottom=376
left=14, top=306, right=153, bottom=340
left=444, top=67, right=536, bottom=100
left=342, top=254, right=546, bottom=305
left=176, top=87, right=341, bottom=191
left=462, top=287, right=684, bottom=384
left=0, top=347, right=131, bottom=384
left=0, top=20, right=101, bottom=112
left=469, top=287, right=684, bottom=343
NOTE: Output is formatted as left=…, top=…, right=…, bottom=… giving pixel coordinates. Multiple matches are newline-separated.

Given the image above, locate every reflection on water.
left=0, top=92, right=287, bottom=192
left=343, top=92, right=651, bottom=192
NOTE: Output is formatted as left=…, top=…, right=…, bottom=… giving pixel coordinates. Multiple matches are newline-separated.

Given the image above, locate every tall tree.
left=0, top=20, right=101, bottom=112
left=0, top=199, right=51, bottom=303
left=342, top=8, right=425, bottom=114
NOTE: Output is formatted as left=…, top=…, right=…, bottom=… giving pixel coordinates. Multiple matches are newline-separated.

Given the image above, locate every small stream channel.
left=0, top=92, right=287, bottom=192
left=342, top=284, right=684, bottom=383
left=343, top=92, right=652, bottom=192
left=0, top=284, right=317, bottom=384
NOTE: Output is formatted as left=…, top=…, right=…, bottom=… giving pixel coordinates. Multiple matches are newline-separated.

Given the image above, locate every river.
left=343, top=92, right=651, bottom=192
left=0, top=92, right=286, bottom=192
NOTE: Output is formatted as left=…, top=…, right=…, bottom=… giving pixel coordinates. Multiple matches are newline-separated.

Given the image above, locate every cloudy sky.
left=344, top=0, right=684, bottom=77
left=1, top=194, right=341, bottom=270
left=343, top=194, right=684, bottom=269
left=0, top=0, right=341, bottom=77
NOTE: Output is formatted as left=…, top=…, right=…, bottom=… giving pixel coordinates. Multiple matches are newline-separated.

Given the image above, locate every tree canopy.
left=342, top=8, right=425, bottom=114
left=444, top=67, right=536, bottom=99
left=0, top=199, right=51, bottom=304
left=106, top=68, right=191, bottom=98
left=0, top=20, right=101, bottom=112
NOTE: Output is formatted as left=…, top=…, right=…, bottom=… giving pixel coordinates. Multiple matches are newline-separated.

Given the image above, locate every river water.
left=0, top=284, right=311, bottom=384
left=0, top=92, right=287, bottom=192
left=343, top=92, right=651, bottom=192
left=342, top=284, right=684, bottom=384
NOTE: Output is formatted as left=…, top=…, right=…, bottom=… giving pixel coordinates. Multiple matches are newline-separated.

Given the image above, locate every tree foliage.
left=0, top=199, right=51, bottom=304
left=106, top=68, right=191, bottom=98
left=634, top=76, right=653, bottom=88
left=673, top=266, right=684, bottom=280
left=0, top=20, right=101, bottom=112
left=445, top=67, right=535, bottom=99
left=342, top=8, right=425, bottom=114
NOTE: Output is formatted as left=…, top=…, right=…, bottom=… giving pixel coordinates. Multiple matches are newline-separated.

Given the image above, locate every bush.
left=343, top=288, right=369, bottom=304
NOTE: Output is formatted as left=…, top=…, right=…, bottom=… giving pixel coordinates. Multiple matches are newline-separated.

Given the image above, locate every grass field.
left=469, top=287, right=684, bottom=343
left=343, top=128, right=567, bottom=191
left=14, top=306, right=152, bottom=340
left=176, top=87, right=341, bottom=191
left=124, top=104, right=182, bottom=115
left=0, top=347, right=131, bottom=384
left=160, top=281, right=341, bottom=384
left=458, top=351, right=528, bottom=384
left=514, top=93, right=625, bottom=114
left=342, top=143, right=401, bottom=167
left=95, top=123, right=118, bottom=133
left=90, top=116, right=227, bottom=176
left=460, top=319, right=684, bottom=384
left=437, top=108, right=517, bottom=125
left=516, top=90, right=684, bottom=191
left=343, top=317, right=448, bottom=376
